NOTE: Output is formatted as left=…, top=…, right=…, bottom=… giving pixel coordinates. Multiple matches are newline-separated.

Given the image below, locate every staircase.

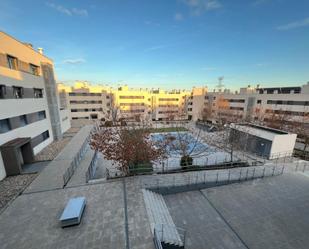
left=143, top=189, right=185, bottom=248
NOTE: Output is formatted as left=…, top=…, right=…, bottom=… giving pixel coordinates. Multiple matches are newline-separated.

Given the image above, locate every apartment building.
left=0, top=32, right=70, bottom=180
left=191, top=83, right=309, bottom=128
left=151, top=89, right=189, bottom=121
left=58, top=82, right=111, bottom=121
left=59, top=82, right=190, bottom=122
left=187, top=86, right=208, bottom=121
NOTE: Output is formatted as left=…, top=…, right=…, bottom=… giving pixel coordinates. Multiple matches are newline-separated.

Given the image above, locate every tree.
left=291, top=113, right=309, bottom=154
left=224, top=124, right=251, bottom=161
left=164, top=122, right=215, bottom=167
left=200, top=104, right=213, bottom=123
left=90, top=123, right=168, bottom=175
left=264, top=108, right=291, bottom=130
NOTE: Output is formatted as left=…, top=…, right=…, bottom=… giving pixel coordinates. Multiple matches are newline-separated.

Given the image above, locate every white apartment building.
left=0, top=32, right=70, bottom=180
left=190, top=83, right=309, bottom=128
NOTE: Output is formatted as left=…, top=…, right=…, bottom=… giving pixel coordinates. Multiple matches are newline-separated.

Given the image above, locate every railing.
left=139, top=163, right=309, bottom=192
left=62, top=126, right=96, bottom=187
left=86, top=150, right=98, bottom=182
left=154, top=224, right=186, bottom=248
left=269, top=150, right=294, bottom=160
left=153, top=228, right=163, bottom=249
left=105, top=160, right=249, bottom=179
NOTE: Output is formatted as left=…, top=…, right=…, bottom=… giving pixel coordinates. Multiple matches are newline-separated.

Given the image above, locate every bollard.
left=262, top=167, right=266, bottom=178
left=296, top=161, right=299, bottom=171
left=216, top=172, right=219, bottom=184
left=252, top=168, right=256, bottom=179
left=281, top=165, right=285, bottom=175
left=239, top=169, right=242, bottom=181
left=245, top=168, right=249, bottom=180
left=228, top=170, right=231, bottom=183
left=204, top=172, right=206, bottom=184
left=272, top=166, right=275, bottom=176
left=303, top=163, right=306, bottom=173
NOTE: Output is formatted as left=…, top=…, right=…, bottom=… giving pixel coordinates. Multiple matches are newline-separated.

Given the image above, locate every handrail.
left=62, top=126, right=95, bottom=187
left=85, top=150, right=98, bottom=182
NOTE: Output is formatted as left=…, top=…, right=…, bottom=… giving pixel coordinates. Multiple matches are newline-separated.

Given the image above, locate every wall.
left=270, top=134, right=297, bottom=158
left=60, top=109, right=70, bottom=133
left=0, top=32, right=63, bottom=180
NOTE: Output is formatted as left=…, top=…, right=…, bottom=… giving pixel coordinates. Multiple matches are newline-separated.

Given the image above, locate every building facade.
left=0, top=32, right=70, bottom=180
left=58, top=82, right=190, bottom=122
left=191, top=84, right=309, bottom=129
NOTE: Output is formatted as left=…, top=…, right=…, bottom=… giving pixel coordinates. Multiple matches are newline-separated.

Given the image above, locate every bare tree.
left=291, top=112, right=309, bottom=154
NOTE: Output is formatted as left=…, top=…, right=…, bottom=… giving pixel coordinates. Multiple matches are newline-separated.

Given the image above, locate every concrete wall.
left=60, top=109, right=70, bottom=133
left=270, top=134, right=297, bottom=158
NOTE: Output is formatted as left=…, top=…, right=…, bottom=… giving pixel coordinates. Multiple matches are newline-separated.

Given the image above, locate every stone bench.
left=60, top=197, right=86, bottom=227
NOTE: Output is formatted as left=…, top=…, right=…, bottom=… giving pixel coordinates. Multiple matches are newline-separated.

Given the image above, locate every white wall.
left=60, top=109, right=70, bottom=133
left=0, top=153, right=6, bottom=180
left=270, top=134, right=297, bottom=158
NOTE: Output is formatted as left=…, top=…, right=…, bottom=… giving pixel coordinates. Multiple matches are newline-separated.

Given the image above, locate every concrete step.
left=143, top=189, right=183, bottom=246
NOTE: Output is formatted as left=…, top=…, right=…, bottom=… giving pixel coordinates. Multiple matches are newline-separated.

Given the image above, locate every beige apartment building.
left=190, top=84, right=309, bottom=128
left=58, top=82, right=111, bottom=121
left=58, top=82, right=190, bottom=122
left=0, top=32, right=70, bottom=180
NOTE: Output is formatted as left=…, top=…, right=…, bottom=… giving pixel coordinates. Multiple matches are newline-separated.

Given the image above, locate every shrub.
left=180, top=156, right=193, bottom=167
left=104, top=120, right=113, bottom=127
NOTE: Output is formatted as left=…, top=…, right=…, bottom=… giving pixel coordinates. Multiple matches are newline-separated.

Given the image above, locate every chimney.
left=38, top=47, right=44, bottom=55
left=24, top=43, right=33, bottom=48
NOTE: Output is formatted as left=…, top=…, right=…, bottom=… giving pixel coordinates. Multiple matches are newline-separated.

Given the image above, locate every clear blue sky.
left=1, top=0, right=309, bottom=90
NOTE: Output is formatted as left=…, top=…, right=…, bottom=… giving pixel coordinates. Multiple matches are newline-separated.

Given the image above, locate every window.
left=0, top=85, right=6, bottom=98
left=19, top=115, right=28, bottom=127
left=38, top=111, right=46, bottom=120
left=158, top=98, right=179, bottom=101
left=0, top=119, right=11, bottom=133
left=120, top=96, right=144, bottom=99
left=13, top=86, right=23, bottom=98
left=34, top=88, right=43, bottom=98
left=228, top=99, right=245, bottom=103
left=7, top=55, right=18, bottom=70
left=29, top=64, right=39, bottom=76
left=42, top=130, right=49, bottom=140
left=257, top=100, right=261, bottom=104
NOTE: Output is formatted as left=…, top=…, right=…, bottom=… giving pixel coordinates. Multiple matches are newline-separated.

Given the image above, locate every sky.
left=0, top=0, right=309, bottom=91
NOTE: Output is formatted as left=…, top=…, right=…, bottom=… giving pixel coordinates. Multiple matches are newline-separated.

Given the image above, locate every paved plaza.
left=0, top=124, right=308, bottom=249
left=165, top=173, right=309, bottom=249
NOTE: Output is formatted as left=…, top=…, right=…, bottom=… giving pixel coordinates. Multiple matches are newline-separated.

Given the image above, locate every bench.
left=59, top=197, right=86, bottom=227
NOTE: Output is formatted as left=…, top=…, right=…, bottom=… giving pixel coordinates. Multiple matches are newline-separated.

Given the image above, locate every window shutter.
left=19, top=60, right=30, bottom=73
left=0, top=53, right=8, bottom=67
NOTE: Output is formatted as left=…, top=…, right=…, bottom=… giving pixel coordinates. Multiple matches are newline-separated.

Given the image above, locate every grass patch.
left=129, top=162, right=153, bottom=174
left=148, top=127, right=188, bottom=133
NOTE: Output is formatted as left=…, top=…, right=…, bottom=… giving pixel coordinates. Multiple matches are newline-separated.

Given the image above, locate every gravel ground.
left=0, top=174, right=37, bottom=212
left=34, top=137, right=71, bottom=161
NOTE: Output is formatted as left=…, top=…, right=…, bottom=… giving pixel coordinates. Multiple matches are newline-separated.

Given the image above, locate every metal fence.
left=138, top=163, right=309, bottom=193
left=85, top=150, right=99, bottom=183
